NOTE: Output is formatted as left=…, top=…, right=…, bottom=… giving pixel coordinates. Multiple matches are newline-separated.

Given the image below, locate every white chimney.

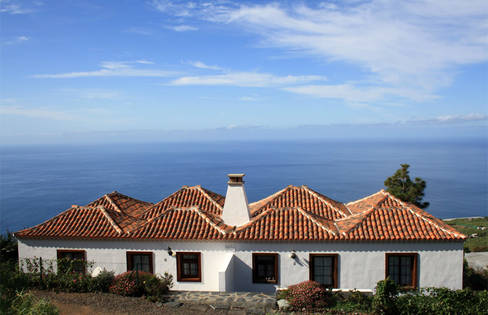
left=221, top=174, right=251, bottom=226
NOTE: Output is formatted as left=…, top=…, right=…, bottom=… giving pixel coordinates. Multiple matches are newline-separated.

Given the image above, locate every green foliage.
left=109, top=271, right=151, bottom=296
left=384, top=164, right=429, bottom=209
left=372, top=278, right=398, bottom=315
left=331, top=290, right=372, bottom=313
left=463, top=260, right=488, bottom=290
left=143, top=272, right=173, bottom=300
left=445, top=217, right=488, bottom=252
left=9, top=291, right=58, bottom=315
left=396, top=287, right=488, bottom=315
left=286, top=280, right=330, bottom=310
left=0, top=233, right=18, bottom=265
left=0, top=262, right=32, bottom=314
left=276, top=289, right=289, bottom=300
left=88, top=270, right=115, bottom=292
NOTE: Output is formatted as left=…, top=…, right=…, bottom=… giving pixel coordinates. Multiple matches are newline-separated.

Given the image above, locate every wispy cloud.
left=33, top=60, right=176, bottom=78
left=152, top=0, right=488, bottom=103
left=3, top=35, right=29, bottom=45
left=168, top=24, right=198, bottom=32
left=187, top=61, right=222, bottom=70
left=60, top=88, right=122, bottom=100
left=169, top=72, right=326, bottom=87
left=239, top=96, right=258, bottom=102
left=0, top=0, right=32, bottom=14
left=0, top=106, right=73, bottom=120
left=431, top=113, right=488, bottom=124
left=284, top=84, right=437, bottom=103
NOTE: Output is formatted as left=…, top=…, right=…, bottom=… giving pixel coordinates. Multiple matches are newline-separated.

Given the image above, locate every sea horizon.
left=1, top=138, right=487, bottom=233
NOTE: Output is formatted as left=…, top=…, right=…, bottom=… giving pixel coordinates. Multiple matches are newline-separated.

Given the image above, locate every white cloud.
left=0, top=0, right=31, bottom=14
left=152, top=0, right=488, bottom=103
left=188, top=61, right=222, bottom=70
left=239, top=96, right=258, bottom=102
left=0, top=106, right=73, bottom=120
left=284, top=84, right=437, bottom=103
left=169, top=25, right=198, bottom=32
left=3, top=35, right=29, bottom=45
left=33, top=60, right=176, bottom=78
left=434, top=113, right=488, bottom=123
left=170, top=72, right=326, bottom=87
left=60, top=88, right=121, bottom=100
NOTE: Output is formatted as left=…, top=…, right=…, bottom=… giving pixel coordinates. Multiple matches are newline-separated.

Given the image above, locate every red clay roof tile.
left=15, top=185, right=466, bottom=241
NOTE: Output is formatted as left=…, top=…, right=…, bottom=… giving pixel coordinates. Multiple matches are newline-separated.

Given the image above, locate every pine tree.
left=384, top=164, right=429, bottom=209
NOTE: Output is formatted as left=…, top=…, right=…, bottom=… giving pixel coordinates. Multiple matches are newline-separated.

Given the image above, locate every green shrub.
left=395, top=287, right=488, bottom=315
left=0, top=262, right=32, bottom=313
left=109, top=271, right=152, bottom=296
left=286, top=280, right=330, bottom=310
left=372, top=278, right=398, bottom=315
left=332, top=290, right=372, bottom=312
left=10, top=291, right=59, bottom=315
left=88, top=270, right=115, bottom=292
left=143, top=272, right=173, bottom=299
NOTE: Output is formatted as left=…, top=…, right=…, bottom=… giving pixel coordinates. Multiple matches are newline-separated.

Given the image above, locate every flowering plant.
left=287, top=280, right=329, bottom=310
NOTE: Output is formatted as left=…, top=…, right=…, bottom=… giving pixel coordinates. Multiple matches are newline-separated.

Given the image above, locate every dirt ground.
left=30, top=290, right=233, bottom=315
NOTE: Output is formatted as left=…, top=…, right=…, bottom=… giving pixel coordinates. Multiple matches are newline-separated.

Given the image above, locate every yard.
left=444, top=217, right=488, bottom=252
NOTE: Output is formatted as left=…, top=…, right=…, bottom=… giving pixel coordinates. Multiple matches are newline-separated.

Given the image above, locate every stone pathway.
left=161, top=291, right=277, bottom=314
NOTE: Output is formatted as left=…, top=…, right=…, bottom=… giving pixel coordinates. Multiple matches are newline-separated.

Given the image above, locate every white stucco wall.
left=18, top=239, right=464, bottom=292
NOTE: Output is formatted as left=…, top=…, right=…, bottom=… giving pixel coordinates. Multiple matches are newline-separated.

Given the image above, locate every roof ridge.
left=15, top=206, right=81, bottom=236
left=248, top=186, right=294, bottom=216
left=107, top=191, right=153, bottom=206
left=195, top=186, right=224, bottom=212
left=97, top=206, right=122, bottom=234
left=346, top=189, right=385, bottom=205
left=235, top=206, right=277, bottom=232
left=104, top=194, right=122, bottom=213
left=190, top=207, right=227, bottom=235
left=296, top=207, right=337, bottom=236
left=382, top=191, right=466, bottom=239
left=301, top=185, right=351, bottom=217
left=341, top=194, right=389, bottom=236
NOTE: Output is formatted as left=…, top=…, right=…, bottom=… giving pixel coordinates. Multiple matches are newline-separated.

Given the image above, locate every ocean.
left=0, top=139, right=487, bottom=233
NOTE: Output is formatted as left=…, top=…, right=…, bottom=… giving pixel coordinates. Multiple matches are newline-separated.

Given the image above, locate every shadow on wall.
left=232, top=255, right=277, bottom=294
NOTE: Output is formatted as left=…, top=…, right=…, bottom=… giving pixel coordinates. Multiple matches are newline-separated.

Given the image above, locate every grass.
left=444, top=217, right=488, bottom=252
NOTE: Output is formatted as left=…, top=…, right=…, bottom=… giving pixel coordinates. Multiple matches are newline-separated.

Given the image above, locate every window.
left=126, top=252, right=153, bottom=273
left=176, top=252, right=201, bottom=282
left=385, top=253, right=418, bottom=288
left=309, top=254, right=338, bottom=288
left=252, top=253, right=278, bottom=284
left=57, top=250, right=86, bottom=274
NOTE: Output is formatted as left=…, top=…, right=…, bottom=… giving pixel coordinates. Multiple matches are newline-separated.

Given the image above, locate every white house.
left=15, top=174, right=466, bottom=293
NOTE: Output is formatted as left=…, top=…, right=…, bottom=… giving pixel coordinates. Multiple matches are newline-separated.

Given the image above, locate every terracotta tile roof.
left=15, top=206, right=123, bottom=239
left=139, top=185, right=224, bottom=221
left=88, top=191, right=153, bottom=232
left=337, top=190, right=465, bottom=240
left=230, top=207, right=339, bottom=240
left=15, top=185, right=466, bottom=242
left=130, top=207, right=228, bottom=240
left=250, top=185, right=349, bottom=220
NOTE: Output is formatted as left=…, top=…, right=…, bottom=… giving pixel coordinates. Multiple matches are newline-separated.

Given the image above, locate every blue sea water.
left=0, top=139, right=487, bottom=233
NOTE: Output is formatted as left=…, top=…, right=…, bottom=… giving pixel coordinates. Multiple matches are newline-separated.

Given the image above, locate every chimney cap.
left=228, top=173, right=245, bottom=184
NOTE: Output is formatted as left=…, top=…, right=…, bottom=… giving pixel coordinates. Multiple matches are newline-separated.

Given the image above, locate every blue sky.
left=1, top=0, right=487, bottom=144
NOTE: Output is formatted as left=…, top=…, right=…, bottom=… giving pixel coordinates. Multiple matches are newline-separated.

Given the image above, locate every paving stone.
left=190, top=304, right=209, bottom=312
left=165, top=301, right=183, bottom=308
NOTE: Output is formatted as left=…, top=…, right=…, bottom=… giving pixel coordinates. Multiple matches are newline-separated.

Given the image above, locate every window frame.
left=309, top=253, right=339, bottom=288
left=252, top=253, right=279, bottom=284
left=56, top=249, right=86, bottom=274
left=126, top=251, right=154, bottom=274
left=385, top=253, right=418, bottom=289
left=176, top=252, right=201, bottom=282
